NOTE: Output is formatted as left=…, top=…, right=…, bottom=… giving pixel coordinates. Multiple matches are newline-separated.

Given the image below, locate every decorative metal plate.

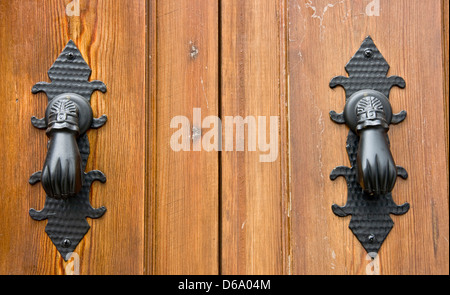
left=29, top=40, right=107, bottom=260
left=329, top=36, right=409, bottom=254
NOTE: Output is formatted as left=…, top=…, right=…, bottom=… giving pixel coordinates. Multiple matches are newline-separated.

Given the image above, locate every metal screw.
left=62, top=239, right=71, bottom=248
left=67, top=52, right=75, bottom=60
left=364, top=48, right=373, bottom=58
left=368, top=234, right=375, bottom=243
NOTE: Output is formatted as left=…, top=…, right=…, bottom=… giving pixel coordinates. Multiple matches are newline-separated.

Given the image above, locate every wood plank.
left=288, top=0, right=449, bottom=274
left=443, top=0, right=449, bottom=194
left=154, top=0, right=219, bottom=274
left=0, top=0, right=147, bottom=274
left=145, top=0, right=157, bottom=275
left=220, top=0, right=289, bottom=275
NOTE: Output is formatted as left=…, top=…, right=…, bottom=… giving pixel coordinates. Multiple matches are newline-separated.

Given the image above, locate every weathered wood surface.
left=288, top=0, right=449, bottom=274
left=0, top=0, right=448, bottom=275
left=0, top=0, right=147, bottom=274
left=152, top=0, right=220, bottom=275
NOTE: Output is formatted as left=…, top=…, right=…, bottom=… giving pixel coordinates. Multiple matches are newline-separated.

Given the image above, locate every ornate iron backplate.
left=329, top=36, right=409, bottom=254
left=29, top=40, right=107, bottom=260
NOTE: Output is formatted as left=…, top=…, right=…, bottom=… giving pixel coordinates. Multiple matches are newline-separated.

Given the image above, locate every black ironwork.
left=329, top=36, right=409, bottom=254
left=29, top=40, right=107, bottom=260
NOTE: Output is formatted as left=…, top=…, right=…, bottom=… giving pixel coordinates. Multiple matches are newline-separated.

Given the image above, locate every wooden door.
left=0, top=0, right=448, bottom=275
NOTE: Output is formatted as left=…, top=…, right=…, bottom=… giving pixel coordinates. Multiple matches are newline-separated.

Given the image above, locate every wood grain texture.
left=1, top=0, right=448, bottom=275
left=220, top=0, right=289, bottom=275
left=443, top=0, right=449, bottom=189
left=145, top=0, right=157, bottom=275
left=288, top=0, right=449, bottom=274
left=154, top=0, right=219, bottom=274
left=0, top=0, right=147, bottom=274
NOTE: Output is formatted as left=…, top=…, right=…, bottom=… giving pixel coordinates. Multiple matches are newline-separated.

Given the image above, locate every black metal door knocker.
left=29, top=40, right=107, bottom=260
left=329, top=36, right=409, bottom=254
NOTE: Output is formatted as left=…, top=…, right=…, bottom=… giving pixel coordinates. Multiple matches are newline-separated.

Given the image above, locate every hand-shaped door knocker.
left=29, top=40, right=107, bottom=260
left=329, top=36, right=409, bottom=254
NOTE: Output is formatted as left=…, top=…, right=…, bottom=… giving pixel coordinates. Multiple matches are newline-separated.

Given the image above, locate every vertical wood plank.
left=288, top=0, right=449, bottom=274
left=0, top=0, right=147, bottom=274
left=81, top=0, right=147, bottom=275
left=220, top=0, right=289, bottom=275
left=145, top=0, right=157, bottom=275
left=154, top=0, right=219, bottom=274
left=443, top=0, right=449, bottom=188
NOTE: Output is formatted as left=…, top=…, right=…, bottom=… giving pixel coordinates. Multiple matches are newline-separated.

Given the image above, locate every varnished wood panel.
left=153, top=0, right=219, bottom=274
left=145, top=0, right=157, bottom=275
left=1, top=0, right=448, bottom=275
left=288, top=0, right=449, bottom=274
left=443, top=0, right=449, bottom=180
left=220, top=0, right=289, bottom=275
left=0, top=0, right=147, bottom=274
